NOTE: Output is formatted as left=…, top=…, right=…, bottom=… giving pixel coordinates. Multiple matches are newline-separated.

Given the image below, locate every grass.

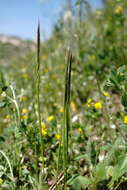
left=63, top=49, right=73, bottom=189
left=1, top=0, right=127, bottom=189
left=36, top=21, right=45, bottom=175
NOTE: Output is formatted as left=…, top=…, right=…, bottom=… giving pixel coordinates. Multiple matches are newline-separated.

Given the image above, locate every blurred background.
left=0, top=0, right=103, bottom=40
left=0, top=0, right=127, bottom=126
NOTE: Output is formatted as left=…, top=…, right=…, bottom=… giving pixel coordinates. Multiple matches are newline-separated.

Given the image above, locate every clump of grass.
left=63, top=49, right=73, bottom=189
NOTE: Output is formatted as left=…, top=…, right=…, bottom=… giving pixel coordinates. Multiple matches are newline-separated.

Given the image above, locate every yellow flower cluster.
left=87, top=98, right=92, bottom=108
left=41, top=122, right=47, bottom=136
left=21, top=108, right=28, bottom=114
left=59, top=107, right=64, bottom=113
left=94, top=102, right=102, bottom=110
left=123, top=115, right=127, bottom=124
left=21, top=115, right=28, bottom=120
left=55, top=134, right=61, bottom=140
left=115, top=6, right=123, bottom=14
left=78, top=128, right=83, bottom=133
left=87, top=98, right=103, bottom=110
left=21, top=108, right=28, bottom=120
left=102, top=91, right=110, bottom=97
left=47, top=115, right=54, bottom=122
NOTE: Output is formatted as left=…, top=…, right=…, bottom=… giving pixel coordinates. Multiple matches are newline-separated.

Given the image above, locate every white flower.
left=110, top=124, right=116, bottom=129
left=72, top=115, right=78, bottom=123
left=57, top=124, right=61, bottom=129
left=99, top=153, right=105, bottom=162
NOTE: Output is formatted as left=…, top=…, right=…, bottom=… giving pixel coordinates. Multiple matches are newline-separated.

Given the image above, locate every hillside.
left=0, top=34, right=35, bottom=64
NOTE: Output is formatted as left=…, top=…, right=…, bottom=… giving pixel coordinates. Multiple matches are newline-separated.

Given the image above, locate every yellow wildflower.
left=0, top=178, right=3, bottom=185
left=87, top=103, right=91, bottom=108
left=41, top=122, right=47, bottom=136
left=94, top=102, right=102, bottom=109
left=102, top=91, right=110, bottom=97
left=123, top=115, right=127, bottom=124
left=87, top=98, right=92, bottom=108
left=47, top=115, right=54, bottom=122
left=21, top=115, right=28, bottom=120
left=41, top=128, right=47, bottom=136
left=78, top=128, right=83, bottom=133
left=87, top=98, right=92, bottom=103
left=59, top=107, right=64, bottom=113
left=71, top=101, right=77, bottom=112
left=115, top=6, right=123, bottom=14
left=41, top=122, right=46, bottom=129
left=21, top=108, right=28, bottom=114
left=55, top=134, right=61, bottom=140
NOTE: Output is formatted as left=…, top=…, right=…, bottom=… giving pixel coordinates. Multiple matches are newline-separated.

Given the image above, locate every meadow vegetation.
left=0, top=0, right=127, bottom=189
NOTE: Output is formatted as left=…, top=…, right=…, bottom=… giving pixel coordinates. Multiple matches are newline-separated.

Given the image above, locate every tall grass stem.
left=36, top=22, right=45, bottom=174
left=63, top=49, right=73, bottom=189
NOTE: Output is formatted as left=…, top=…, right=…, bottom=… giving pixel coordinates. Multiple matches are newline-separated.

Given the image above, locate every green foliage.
left=1, top=0, right=127, bottom=189
left=68, top=175, right=91, bottom=190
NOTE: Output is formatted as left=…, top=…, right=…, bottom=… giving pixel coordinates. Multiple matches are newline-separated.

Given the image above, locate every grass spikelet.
left=37, top=21, right=40, bottom=71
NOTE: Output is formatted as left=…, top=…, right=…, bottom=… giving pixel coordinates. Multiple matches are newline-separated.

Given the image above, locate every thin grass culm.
left=36, top=22, right=44, bottom=172
left=63, top=49, right=73, bottom=190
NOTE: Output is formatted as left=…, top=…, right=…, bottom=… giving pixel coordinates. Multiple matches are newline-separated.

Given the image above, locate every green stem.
left=9, top=85, right=20, bottom=126
left=36, top=21, right=45, bottom=175
left=63, top=49, right=73, bottom=189
left=0, top=150, right=14, bottom=182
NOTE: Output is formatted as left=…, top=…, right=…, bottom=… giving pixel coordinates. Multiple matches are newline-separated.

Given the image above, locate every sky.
left=0, top=0, right=102, bottom=40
